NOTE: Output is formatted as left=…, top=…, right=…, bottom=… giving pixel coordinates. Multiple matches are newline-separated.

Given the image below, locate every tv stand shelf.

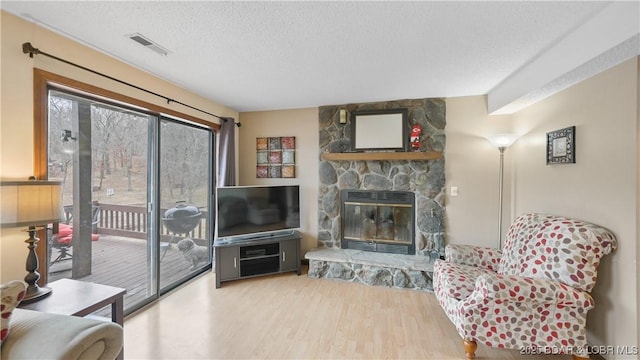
left=214, top=231, right=302, bottom=288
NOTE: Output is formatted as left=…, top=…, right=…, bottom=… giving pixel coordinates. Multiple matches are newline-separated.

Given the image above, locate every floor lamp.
left=487, top=134, right=517, bottom=249
left=0, top=179, right=64, bottom=303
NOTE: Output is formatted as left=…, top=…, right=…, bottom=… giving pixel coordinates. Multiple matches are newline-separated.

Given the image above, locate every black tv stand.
left=214, top=231, right=301, bottom=288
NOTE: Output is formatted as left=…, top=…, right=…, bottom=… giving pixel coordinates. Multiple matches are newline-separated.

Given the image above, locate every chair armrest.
left=445, top=244, right=502, bottom=272
left=470, top=273, right=594, bottom=308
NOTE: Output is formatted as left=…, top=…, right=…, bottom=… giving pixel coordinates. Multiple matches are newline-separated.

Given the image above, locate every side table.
left=19, top=278, right=126, bottom=359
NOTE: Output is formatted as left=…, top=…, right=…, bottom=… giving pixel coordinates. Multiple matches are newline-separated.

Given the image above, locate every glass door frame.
left=156, top=115, right=215, bottom=294
left=33, top=69, right=219, bottom=314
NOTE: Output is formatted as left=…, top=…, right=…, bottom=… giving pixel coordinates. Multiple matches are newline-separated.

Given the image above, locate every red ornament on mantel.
left=410, top=124, right=422, bottom=151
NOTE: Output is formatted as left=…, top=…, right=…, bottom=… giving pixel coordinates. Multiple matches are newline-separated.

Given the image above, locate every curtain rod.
left=22, top=42, right=240, bottom=125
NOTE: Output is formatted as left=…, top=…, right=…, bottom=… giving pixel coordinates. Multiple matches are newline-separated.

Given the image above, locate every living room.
left=1, top=2, right=639, bottom=359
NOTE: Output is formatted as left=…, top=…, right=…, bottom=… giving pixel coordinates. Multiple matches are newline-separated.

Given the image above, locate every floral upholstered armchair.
left=433, top=213, right=617, bottom=360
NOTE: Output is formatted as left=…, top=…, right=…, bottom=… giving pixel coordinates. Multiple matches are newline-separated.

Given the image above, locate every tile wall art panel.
left=256, top=136, right=295, bottom=178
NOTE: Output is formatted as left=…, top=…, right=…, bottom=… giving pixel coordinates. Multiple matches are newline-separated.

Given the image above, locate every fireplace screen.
left=343, top=203, right=413, bottom=243
left=341, top=190, right=415, bottom=255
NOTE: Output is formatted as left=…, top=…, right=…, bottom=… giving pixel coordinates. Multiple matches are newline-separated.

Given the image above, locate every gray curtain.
left=218, top=117, right=236, bottom=186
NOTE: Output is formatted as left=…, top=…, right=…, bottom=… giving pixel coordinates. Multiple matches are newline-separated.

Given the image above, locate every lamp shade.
left=0, top=181, right=64, bottom=228
left=487, top=134, right=518, bottom=148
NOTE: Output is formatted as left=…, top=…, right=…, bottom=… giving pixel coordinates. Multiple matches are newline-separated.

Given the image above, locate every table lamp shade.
left=0, top=181, right=64, bottom=228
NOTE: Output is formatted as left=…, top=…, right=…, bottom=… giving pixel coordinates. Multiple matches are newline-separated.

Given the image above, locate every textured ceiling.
left=1, top=1, right=633, bottom=113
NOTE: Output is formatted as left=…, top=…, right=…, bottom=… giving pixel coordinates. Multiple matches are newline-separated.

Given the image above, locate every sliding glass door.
left=46, top=87, right=214, bottom=313
left=158, top=118, right=212, bottom=290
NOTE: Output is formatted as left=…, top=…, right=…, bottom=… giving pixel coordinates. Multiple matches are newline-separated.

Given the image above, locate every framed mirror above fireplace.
left=350, top=109, right=408, bottom=152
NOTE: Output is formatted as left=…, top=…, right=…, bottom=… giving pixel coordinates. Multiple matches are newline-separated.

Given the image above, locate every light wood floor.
left=124, top=268, right=574, bottom=360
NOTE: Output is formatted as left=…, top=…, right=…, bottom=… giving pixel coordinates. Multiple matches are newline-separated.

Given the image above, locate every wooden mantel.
left=321, top=151, right=442, bottom=161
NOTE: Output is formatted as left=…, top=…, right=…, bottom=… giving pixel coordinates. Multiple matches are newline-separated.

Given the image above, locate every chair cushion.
left=0, top=281, right=27, bottom=344
left=57, top=224, right=74, bottom=237
left=445, top=244, right=502, bottom=272
left=53, top=223, right=100, bottom=245
left=499, top=213, right=616, bottom=292
left=434, top=260, right=494, bottom=300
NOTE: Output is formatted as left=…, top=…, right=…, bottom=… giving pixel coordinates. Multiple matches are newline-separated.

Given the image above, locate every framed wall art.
left=256, top=136, right=296, bottom=178
left=546, top=126, right=575, bottom=164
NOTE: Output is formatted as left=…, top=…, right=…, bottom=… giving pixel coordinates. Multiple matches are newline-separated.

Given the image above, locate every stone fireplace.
left=307, top=98, right=446, bottom=291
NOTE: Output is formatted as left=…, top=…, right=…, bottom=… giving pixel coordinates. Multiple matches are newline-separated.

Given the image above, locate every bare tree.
left=160, top=120, right=210, bottom=206
left=49, top=92, right=208, bottom=209
left=48, top=96, right=74, bottom=195
left=108, top=112, right=148, bottom=191
left=91, top=106, right=121, bottom=190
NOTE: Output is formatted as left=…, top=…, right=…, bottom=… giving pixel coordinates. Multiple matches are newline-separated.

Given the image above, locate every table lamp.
left=1, top=179, right=64, bottom=303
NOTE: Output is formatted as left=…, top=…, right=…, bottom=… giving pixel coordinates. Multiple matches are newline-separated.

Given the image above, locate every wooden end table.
left=19, top=278, right=126, bottom=359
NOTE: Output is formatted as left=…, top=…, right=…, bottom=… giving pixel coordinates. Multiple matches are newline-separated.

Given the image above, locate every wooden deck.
left=48, top=235, right=211, bottom=315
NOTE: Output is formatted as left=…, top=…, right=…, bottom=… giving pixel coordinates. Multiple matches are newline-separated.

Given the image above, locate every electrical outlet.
left=450, top=186, right=458, bottom=197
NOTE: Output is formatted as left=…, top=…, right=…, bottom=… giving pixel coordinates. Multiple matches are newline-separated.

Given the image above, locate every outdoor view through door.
left=47, top=88, right=213, bottom=314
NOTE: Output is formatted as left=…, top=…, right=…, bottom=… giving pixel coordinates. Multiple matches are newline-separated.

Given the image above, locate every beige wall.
left=239, top=98, right=516, bottom=256
left=237, top=108, right=319, bottom=255
left=446, top=59, right=639, bottom=355
left=0, top=11, right=238, bottom=283
left=445, top=96, right=515, bottom=248
left=239, top=69, right=640, bottom=354
left=511, top=58, right=639, bottom=354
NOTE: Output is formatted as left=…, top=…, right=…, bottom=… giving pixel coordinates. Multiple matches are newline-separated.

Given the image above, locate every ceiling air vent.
left=127, top=33, right=171, bottom=56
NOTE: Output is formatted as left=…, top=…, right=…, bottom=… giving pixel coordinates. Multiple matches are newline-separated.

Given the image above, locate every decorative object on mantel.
left=0, top=178, right=64, bottom=303
left=350, top=109, right=409, bottom=152
left=487, top=133, right=518, bottom=248
left=410, top=124, right=422, bottom=151
left=546, top=126, right=575, bottom=164
left=339, top=109, right=348, bottom=124
left=256, top=136, right=295, bottom=178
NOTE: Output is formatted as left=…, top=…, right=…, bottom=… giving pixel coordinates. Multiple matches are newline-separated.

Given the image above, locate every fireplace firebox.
left=340, top=190, right=415, bottom=255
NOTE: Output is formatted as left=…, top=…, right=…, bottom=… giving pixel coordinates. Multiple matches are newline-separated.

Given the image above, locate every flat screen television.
left=216, top=185, right=300, bottom=240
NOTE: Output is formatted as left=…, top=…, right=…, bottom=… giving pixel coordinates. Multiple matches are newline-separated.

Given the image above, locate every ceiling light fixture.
left=126, top=33, right=171, bottom=56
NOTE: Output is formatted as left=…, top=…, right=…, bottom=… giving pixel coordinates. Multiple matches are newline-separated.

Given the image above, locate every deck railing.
left=97, top=203, right=209, bottom=241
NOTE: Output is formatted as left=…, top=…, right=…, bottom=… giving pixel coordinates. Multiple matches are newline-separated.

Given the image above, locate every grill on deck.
left=162, top=201, right=202, bottom=234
